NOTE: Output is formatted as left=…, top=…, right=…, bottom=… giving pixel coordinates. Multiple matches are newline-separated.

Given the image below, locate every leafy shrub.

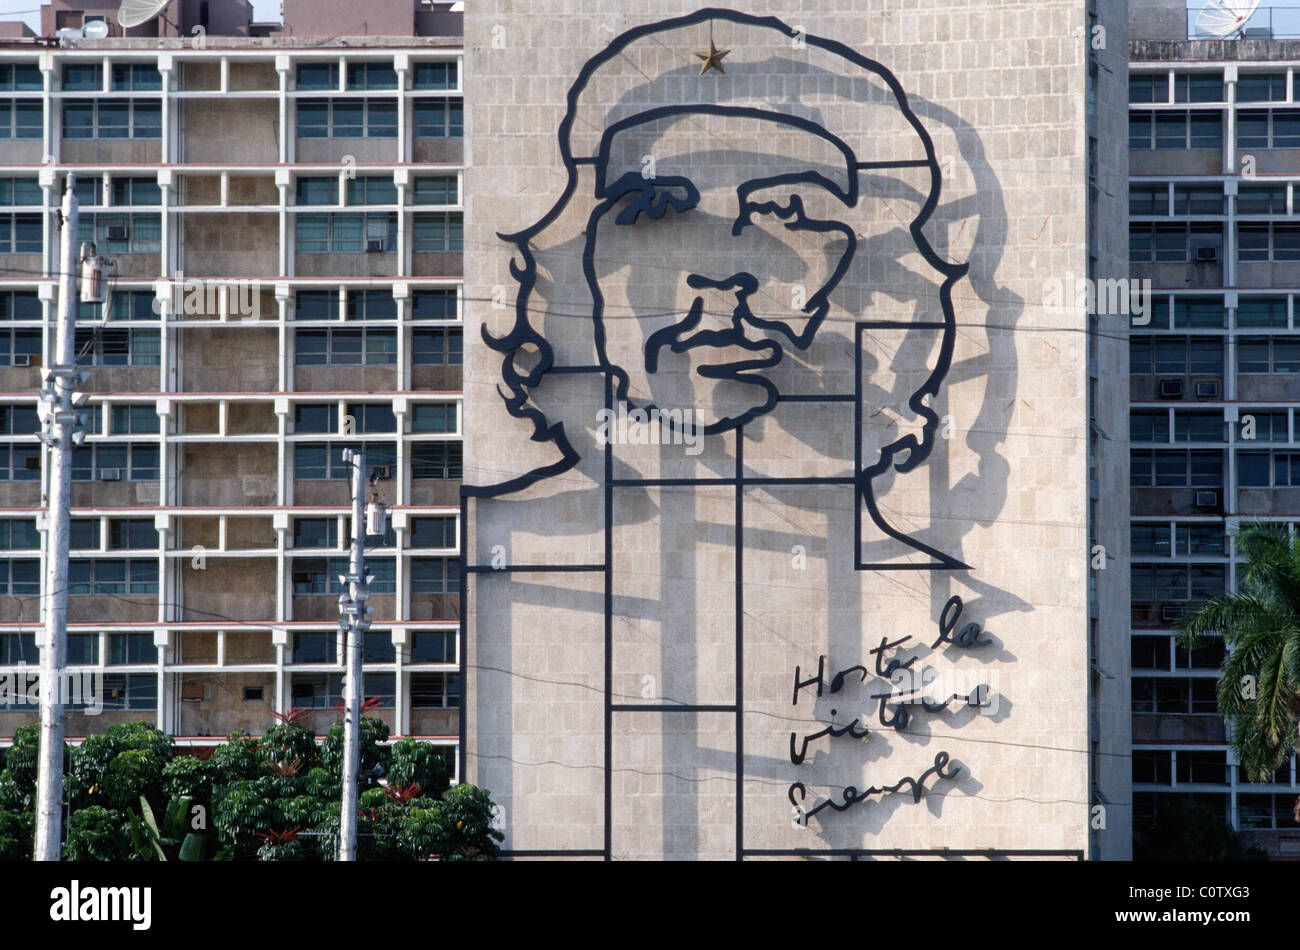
left=0, top=809, right=32, bottom=861
left=387, top=739, right=451, bottom=799
left=64, top=806, right=128, bottom=861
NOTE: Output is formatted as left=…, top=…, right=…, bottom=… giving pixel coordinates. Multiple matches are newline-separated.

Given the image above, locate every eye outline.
left=601, top=172, right=700, bottom=226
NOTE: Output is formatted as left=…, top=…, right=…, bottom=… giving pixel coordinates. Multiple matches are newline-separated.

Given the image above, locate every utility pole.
left=34, top=174, right=91, bottom=860
left=337, top=448, right=371, bottom=861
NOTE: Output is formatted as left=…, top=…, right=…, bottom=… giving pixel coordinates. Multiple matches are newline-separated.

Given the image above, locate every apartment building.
left=1128, top=0, right=1300, bottom=857
left=0, top=0, right=465, bottom=775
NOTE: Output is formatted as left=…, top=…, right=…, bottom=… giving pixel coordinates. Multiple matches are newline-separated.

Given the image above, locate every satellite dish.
left=1193, top=0, right=1262, bottom=38
left=117, top=0, right=171, bottom=29
left=83, top=19, right=110, bottom=39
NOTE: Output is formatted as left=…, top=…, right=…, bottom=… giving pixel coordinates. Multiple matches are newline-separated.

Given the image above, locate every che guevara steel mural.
left=463, top=8, right=1020, bottom=858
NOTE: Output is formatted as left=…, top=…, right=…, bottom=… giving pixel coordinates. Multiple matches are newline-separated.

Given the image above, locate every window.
left=1174, top=74, right=1223, bottom=103
left=1173, top=412, right=1223, bottom=443
left=73, top=328, right=160, bottom=365
left=0, top=292, right=40, bottom=321
left=413, top=328, right=462, bottom=366
left=412, top=557, right=459, bottom=594
left=0, top=444, right=41, bottom=481
left=70, top=520, right=100, bottom=549
left=1178, top=525, right=1226, bottom=555
left=295, top=328, right=395, bottom=366
left=295, top=403, right=338, bottom=434
left=295, top=442, right=395, bottom=480
left=1174, top=298, right=1224, bottom=329
left=411, top=442, right=462, bottom=479
left=0, top=179, right=42, bottom=206
left=346, top=62, right=397, bottom=90
left=0, top=64, right=42, bottom=91
left=0, top=518, right=38, bottom=550
left=1238, top=410, right=1288, bottom=442
left=1130, top=74, right=1164, bottom=103
left=1130, top=450, right=1222, bottom=488
left=68, top=633, right=97, bottom=665
left=1129, top=110, right=1221, bottom=149
left=292, top=631, right=335, bottom=663
left=1237, top=109, right=1300, bottom=149
left=1239, top=224, right=1300, bottom=262
left=411, top=516, right=456, bottom=548
left=412, top=176, right=458, bottom=205
left=294, top=518, right=338, bottom=549
left=0, top=404, right=39, bottom=435
left=345, top=176, right=398, bottom=205
left=413, top=62, right=457, bottom=90
left=76, top=214, right=162, bottom=254
left=1237, top=296, right=1287, bottom=328
left=110, top=64, right=161, bottom=91
left=410, top=630, right=456, bottom=663
left=1130, top=564, right=1225, bottom=601
left=0, top=214, right=41, bottom=253
left=1130, top=336, right=1222, bottom=376
left=1238, top=451, right=1270, bottom=487
left=296, top=177, right=338, bottom=205
left=293, top=556, right=395, bottom=594
left=70, top=559, right=157, bottom=595
left=346, top=290, right=396, bottom=320
left=101, top=673, right=157, bottom=711
left=108, top=632, right=158, bottom=664
left=0, top=101, right=42, bottom=139
left=1172, top=185, right=1223, bottom=215
left=346, top=403, right=396, bottom=434
left=1238, top=73, right=1287, bottom=102
left=63, top=99, right=160, bottom=139
left=1177, top=751, right=1228, bottom=785
left=63, top=64, right=101, bottom=91
left=0, top=561, right=38, bottom=596
left=412, top=289, right=457, bottom=319
left=1129, top=184, right=1166, bottom=216
left=295, top=291, right=338, bottom=320
left=1176, top=636, right=1226, bottom=670
left=296, top=63, right=337, bottom=90
left=413, top=212, right=463, bottom=251
left=71, top=443, right=159, bottom=482
left=297, top=98, right=395, bottom=138
left=363, top=632, right=395, bottom=663
left=111, top=404, right=159, bottom=434
left=1131, top=411, right=1169, bottom=443
left=1238, top=338, right=1300, bottom=374
left=411, top=403, right=456, bottom=433
left=296, top=212, right=396, bottom=253
left=1131, top=524, right=1172, bottom=556
left=1132, top=750, right=1172, bottom=784
left=413, top=98, right=463, bottom=138
left=1238, top=185, right=1287, bottom=215
left=291, top=673, right=343, bottom=709
left=1130, top=224, right=1223, bottom=266
left=109, top=519, right=158, bottom=550
left=411, top=672, right=460, bottom=708
left=1277, top=454, right=1300, bottom=487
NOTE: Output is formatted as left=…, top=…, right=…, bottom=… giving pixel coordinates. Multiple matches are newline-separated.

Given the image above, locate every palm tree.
left=1178, top=521, right=1300, bottom=783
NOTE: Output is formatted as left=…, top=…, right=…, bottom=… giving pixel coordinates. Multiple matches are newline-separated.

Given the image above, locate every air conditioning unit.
left=1161, top=604, right=1184, bottom=622
left=366, top=238, right=386, bottom=252
left=105, top=225, right=129, bottom=241
left=1195, top=246, right=1219, bottom=263
left=1158, top=378, right=1184, bottom=398
left=97, top=468, right=122, bottom=481
left=1194, top=490, right=1218, bottom=507
left=1195, top=380, right=1220, bottom=398
left=11, top=354, right=31, bottom=367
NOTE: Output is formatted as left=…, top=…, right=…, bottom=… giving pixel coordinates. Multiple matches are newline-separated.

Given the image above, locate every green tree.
left=1135, top=797, right=1266, bottom=861
left=395, top=784, right=502, bottom=861
left=0, top=724, right=42, bottom=812
left=213, top=777, right=281, bottom=859
left=64, top=806, right=129, bottom=861
left=387, top=738, right=451, bottom=798
left=1179, top=522, right=1300, bottom=781
left=0, top=809, right=33, bottom=860
left=162, top=754, right=217, bottom=810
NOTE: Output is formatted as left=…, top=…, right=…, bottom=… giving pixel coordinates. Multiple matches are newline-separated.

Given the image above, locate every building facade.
left=463, top=0, right=1132, bottom=859
left=1128, top=0, right=1300, bottom=858
left=0, top=0, right=465, bottom=772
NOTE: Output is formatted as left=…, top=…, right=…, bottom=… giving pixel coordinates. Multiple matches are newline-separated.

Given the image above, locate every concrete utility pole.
left=34, top=174, right=91, bottom=861
left=337, top=448, right=371, bottom=861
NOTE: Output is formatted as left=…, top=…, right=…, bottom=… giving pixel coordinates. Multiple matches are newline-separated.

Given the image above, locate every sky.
left=0, top=0, right=284, bottom=32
